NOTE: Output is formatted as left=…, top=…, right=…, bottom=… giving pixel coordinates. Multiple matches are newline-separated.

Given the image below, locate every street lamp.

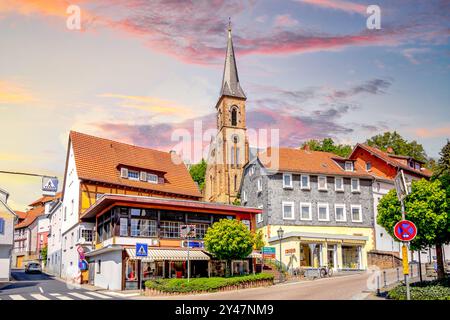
left=277, top=227, right=284, bottom=283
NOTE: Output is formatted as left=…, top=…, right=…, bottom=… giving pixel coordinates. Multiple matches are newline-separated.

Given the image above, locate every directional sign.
left=136, top=243, right=148, bottom=257
left=394, top=220, right=417, bottom=242
left=262, top=247, right=276, bottom=258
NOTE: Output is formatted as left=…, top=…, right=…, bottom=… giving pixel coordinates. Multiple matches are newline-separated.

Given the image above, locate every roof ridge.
left=71, top=131, right=171, bottom=156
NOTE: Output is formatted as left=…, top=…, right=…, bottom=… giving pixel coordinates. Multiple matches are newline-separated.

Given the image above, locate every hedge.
left=387, top=278, right=450, bottom=300
left=145, top=273, right=274, bottom=293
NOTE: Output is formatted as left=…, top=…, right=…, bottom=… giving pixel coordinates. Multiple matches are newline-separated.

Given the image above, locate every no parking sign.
left=394, top=220, right=417, bottom=242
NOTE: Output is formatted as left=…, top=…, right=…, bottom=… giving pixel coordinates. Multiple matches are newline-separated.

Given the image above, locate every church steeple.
left=220, top=20, right=246, bottom=100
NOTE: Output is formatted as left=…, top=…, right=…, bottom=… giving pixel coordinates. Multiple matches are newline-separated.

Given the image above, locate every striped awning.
left=248, top=252, right=262, bottom=259
left=125, top=248, right=210, bottom=262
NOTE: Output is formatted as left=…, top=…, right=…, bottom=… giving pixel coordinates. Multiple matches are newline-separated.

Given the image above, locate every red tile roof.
left=258, top=147, right=373, bottom=178
left=15, top=211, right=27, bottom=220
left=69, top=131, right=202, bottom=199
left=29, top=192, right=62, bottom=207
left=15, top=206, right=45, bottom=229
left=352, top=144, right=432, bottom=178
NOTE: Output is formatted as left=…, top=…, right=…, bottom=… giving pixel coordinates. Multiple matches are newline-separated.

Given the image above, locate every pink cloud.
left=415, top=126, right=450, bottom=138
left=274, top=14, right=299, bottom=28
left=297, top=0, right=367, bottom=15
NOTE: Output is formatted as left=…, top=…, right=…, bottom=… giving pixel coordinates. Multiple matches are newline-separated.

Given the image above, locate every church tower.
left=204, top=22, right=249, bottom=204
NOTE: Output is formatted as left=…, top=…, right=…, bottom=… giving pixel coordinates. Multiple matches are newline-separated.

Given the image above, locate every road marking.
left=53, top=295, right=73, bottom=300
left=49, top=293, right=61, bottom=296
left=30, top=293, right=50, bottom=300
left=84, top=291, right=112, bottom=299
left=39, top=286, right=44, bottom=293
left=10, top=295, right=26, bottom=300
left=68, top=292, right=93, bottom=300
left=102, top=291, right=140, bottom=298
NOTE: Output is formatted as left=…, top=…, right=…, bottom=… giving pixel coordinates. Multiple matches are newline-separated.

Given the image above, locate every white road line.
left=84, top=291, right=112, bottom=299
left=54, top=295, right=73, bottom=300
left=68, top=292, right=94, bottom=300
left=101, top=291, right=140, bottom=298
left=49, top=293, right=61, bottom=296
left=30, top=293, right=50, bottom=300
left=9, top=294, right=26, bottom=300
left=39, top=287, right=44, bottom=293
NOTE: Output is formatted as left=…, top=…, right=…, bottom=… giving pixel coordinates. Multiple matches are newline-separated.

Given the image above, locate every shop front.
left=268, top=231, right=369, bottom=273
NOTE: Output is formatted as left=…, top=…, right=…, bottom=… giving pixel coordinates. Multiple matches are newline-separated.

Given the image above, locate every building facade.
left=0, top=188, right=17, bottom=281
left=59, top=131, right=261, bottom=289
left=241, top=147, right=376, bottom=272
left=47, top=200, right=63, bottom=276
left=204, top=24, right=249, bottom=204
left=349, top=143, right=449, bottom=263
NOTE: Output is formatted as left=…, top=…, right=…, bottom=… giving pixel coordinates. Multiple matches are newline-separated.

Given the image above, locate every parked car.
left=25, top=262, right=42, bottom=274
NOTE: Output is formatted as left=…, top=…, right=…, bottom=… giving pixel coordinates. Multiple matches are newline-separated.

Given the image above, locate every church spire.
left=220, top=19, right=246, bottom=100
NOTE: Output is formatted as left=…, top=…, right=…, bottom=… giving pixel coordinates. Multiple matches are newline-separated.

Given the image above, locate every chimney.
left=386, top=147, right=394, bottom=154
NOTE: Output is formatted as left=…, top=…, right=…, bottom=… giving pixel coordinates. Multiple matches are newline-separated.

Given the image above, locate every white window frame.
left=128, top=170, right=139, bottom=181
left=147, top=173, right=158, bottom=184
left=335, top=177, right=344, bottom=192
left=351, top=178, right=360, bottom=192
left=317, top=203, right=330, bottom=221
left=335, top=204, right=346, bottom=222
left=257, top=205, right=263, bottom=223
left=242, top=191, right=247, bottom=203
left=299, top=202, right=312, bottom=221
left=282, top=173, right=293, bottom=189
left=351, top=204, right=363, bottom=222
left=300, top=174, right=310, bottom=190
left=318, top=176, right=328, bottom=191
left=282, top=201, right=295, bottom=220
left=257, top=178, right=262, bottom=192
left=345, top=161, right=354, bottom=171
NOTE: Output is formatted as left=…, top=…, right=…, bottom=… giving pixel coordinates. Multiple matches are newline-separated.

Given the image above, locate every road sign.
left=262, top=247, right=275, bottom=258
left=180, top=224, right=196, bottom=238
left=394, top=220, right=417, bottom=242
left=136, top=243, right=148, bottom=257
left=42, top=176, right=58, bottom=196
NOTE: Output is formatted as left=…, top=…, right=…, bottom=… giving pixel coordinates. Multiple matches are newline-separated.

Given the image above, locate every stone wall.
left=368, top=250, right=402, bottom=269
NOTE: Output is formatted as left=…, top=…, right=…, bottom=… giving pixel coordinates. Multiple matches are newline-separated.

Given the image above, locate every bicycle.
left=318, top=265, right=334, bottom=278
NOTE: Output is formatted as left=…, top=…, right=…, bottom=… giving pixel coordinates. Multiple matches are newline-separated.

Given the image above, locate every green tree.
left=366, top=131, right=428, bottom=162
left=377, top=179, right=449, bottom=279
left=254, top=230, right=265, bottom=250
left=204, top=219, right=255, bottom=276
left=40, top=245, right=48, bottom=266
left=189, top=158, right=207, bottom=191
left=301, top=138, right=353, bottom=158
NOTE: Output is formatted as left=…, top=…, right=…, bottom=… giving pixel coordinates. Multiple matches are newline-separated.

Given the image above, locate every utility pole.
left=400, top=200, right=411, bottom=300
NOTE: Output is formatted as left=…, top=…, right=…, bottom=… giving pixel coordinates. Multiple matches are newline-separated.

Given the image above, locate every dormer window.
left=128, top=170, right=139, bottom=181
left=345, top=161, right=354, bottom=171
left=147, top=173, right=158, bottom=184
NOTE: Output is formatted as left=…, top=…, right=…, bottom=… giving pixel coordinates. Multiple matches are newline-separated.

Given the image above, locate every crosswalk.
left=0, top=290, right=114, bottom=300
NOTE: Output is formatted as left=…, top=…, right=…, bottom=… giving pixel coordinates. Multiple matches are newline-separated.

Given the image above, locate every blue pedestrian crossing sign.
left=136, top=243, right=148, bottom=257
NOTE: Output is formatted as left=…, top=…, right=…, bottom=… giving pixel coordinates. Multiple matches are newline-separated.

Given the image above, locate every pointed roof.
left=219, top=22, right=246, bottom=100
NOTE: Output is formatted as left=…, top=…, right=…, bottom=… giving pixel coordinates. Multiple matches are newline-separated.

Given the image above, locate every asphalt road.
left=0, top=269, right=121, bottom=300
left=145, top=272, right=384, bottom=300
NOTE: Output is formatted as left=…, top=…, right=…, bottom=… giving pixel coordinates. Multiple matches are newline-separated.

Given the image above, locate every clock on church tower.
left=204, top=22, right=249, bottom=204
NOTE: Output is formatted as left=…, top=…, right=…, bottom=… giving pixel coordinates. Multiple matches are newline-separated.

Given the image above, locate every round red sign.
left=394, top=220, right=417, bottom=242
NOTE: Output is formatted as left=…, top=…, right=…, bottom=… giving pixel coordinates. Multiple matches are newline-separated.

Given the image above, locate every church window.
left=231, top=107, right=238, bottom=126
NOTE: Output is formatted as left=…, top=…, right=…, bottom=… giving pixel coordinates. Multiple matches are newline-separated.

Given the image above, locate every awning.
left=125, top=248, right=210, bottom=262
left=248, top=252, right=262, bottom=259
left=342, top=240, right=366, bottom=245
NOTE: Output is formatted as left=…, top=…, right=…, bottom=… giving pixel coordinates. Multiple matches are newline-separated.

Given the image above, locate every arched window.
left=231, top=107, right=238, bottom=126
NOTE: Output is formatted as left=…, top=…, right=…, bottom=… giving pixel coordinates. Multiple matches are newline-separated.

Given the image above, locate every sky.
left=0, top=0, right=449, bottom=210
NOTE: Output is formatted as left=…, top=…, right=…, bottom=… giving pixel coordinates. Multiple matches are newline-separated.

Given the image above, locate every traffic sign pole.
left=401, top=200, right=411, bottom=301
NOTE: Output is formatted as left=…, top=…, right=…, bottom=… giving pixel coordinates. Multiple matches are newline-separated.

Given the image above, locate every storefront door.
left=327, top=247, right=335, bottom=269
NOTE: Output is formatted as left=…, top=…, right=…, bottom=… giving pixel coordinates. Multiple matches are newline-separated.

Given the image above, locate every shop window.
left=231, top=260, right=249, bottom=276
left=342, top=246, right=360, bottom=269
left=131, top=219, right=157, bottom=237
left=160, top=221, right=181, bottom=238
left=120, top=218, right=128, bottom=236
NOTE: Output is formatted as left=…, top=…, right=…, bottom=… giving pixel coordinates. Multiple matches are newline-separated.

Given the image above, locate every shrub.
left=387, top=278, right=450, bottom=300
left=145, top=273, right=274, bottom=293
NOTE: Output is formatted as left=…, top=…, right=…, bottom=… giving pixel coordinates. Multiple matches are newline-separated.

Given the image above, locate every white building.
left=0, top=188, right=17, bottom=281
left=47, top=200, right=63, bottom=276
